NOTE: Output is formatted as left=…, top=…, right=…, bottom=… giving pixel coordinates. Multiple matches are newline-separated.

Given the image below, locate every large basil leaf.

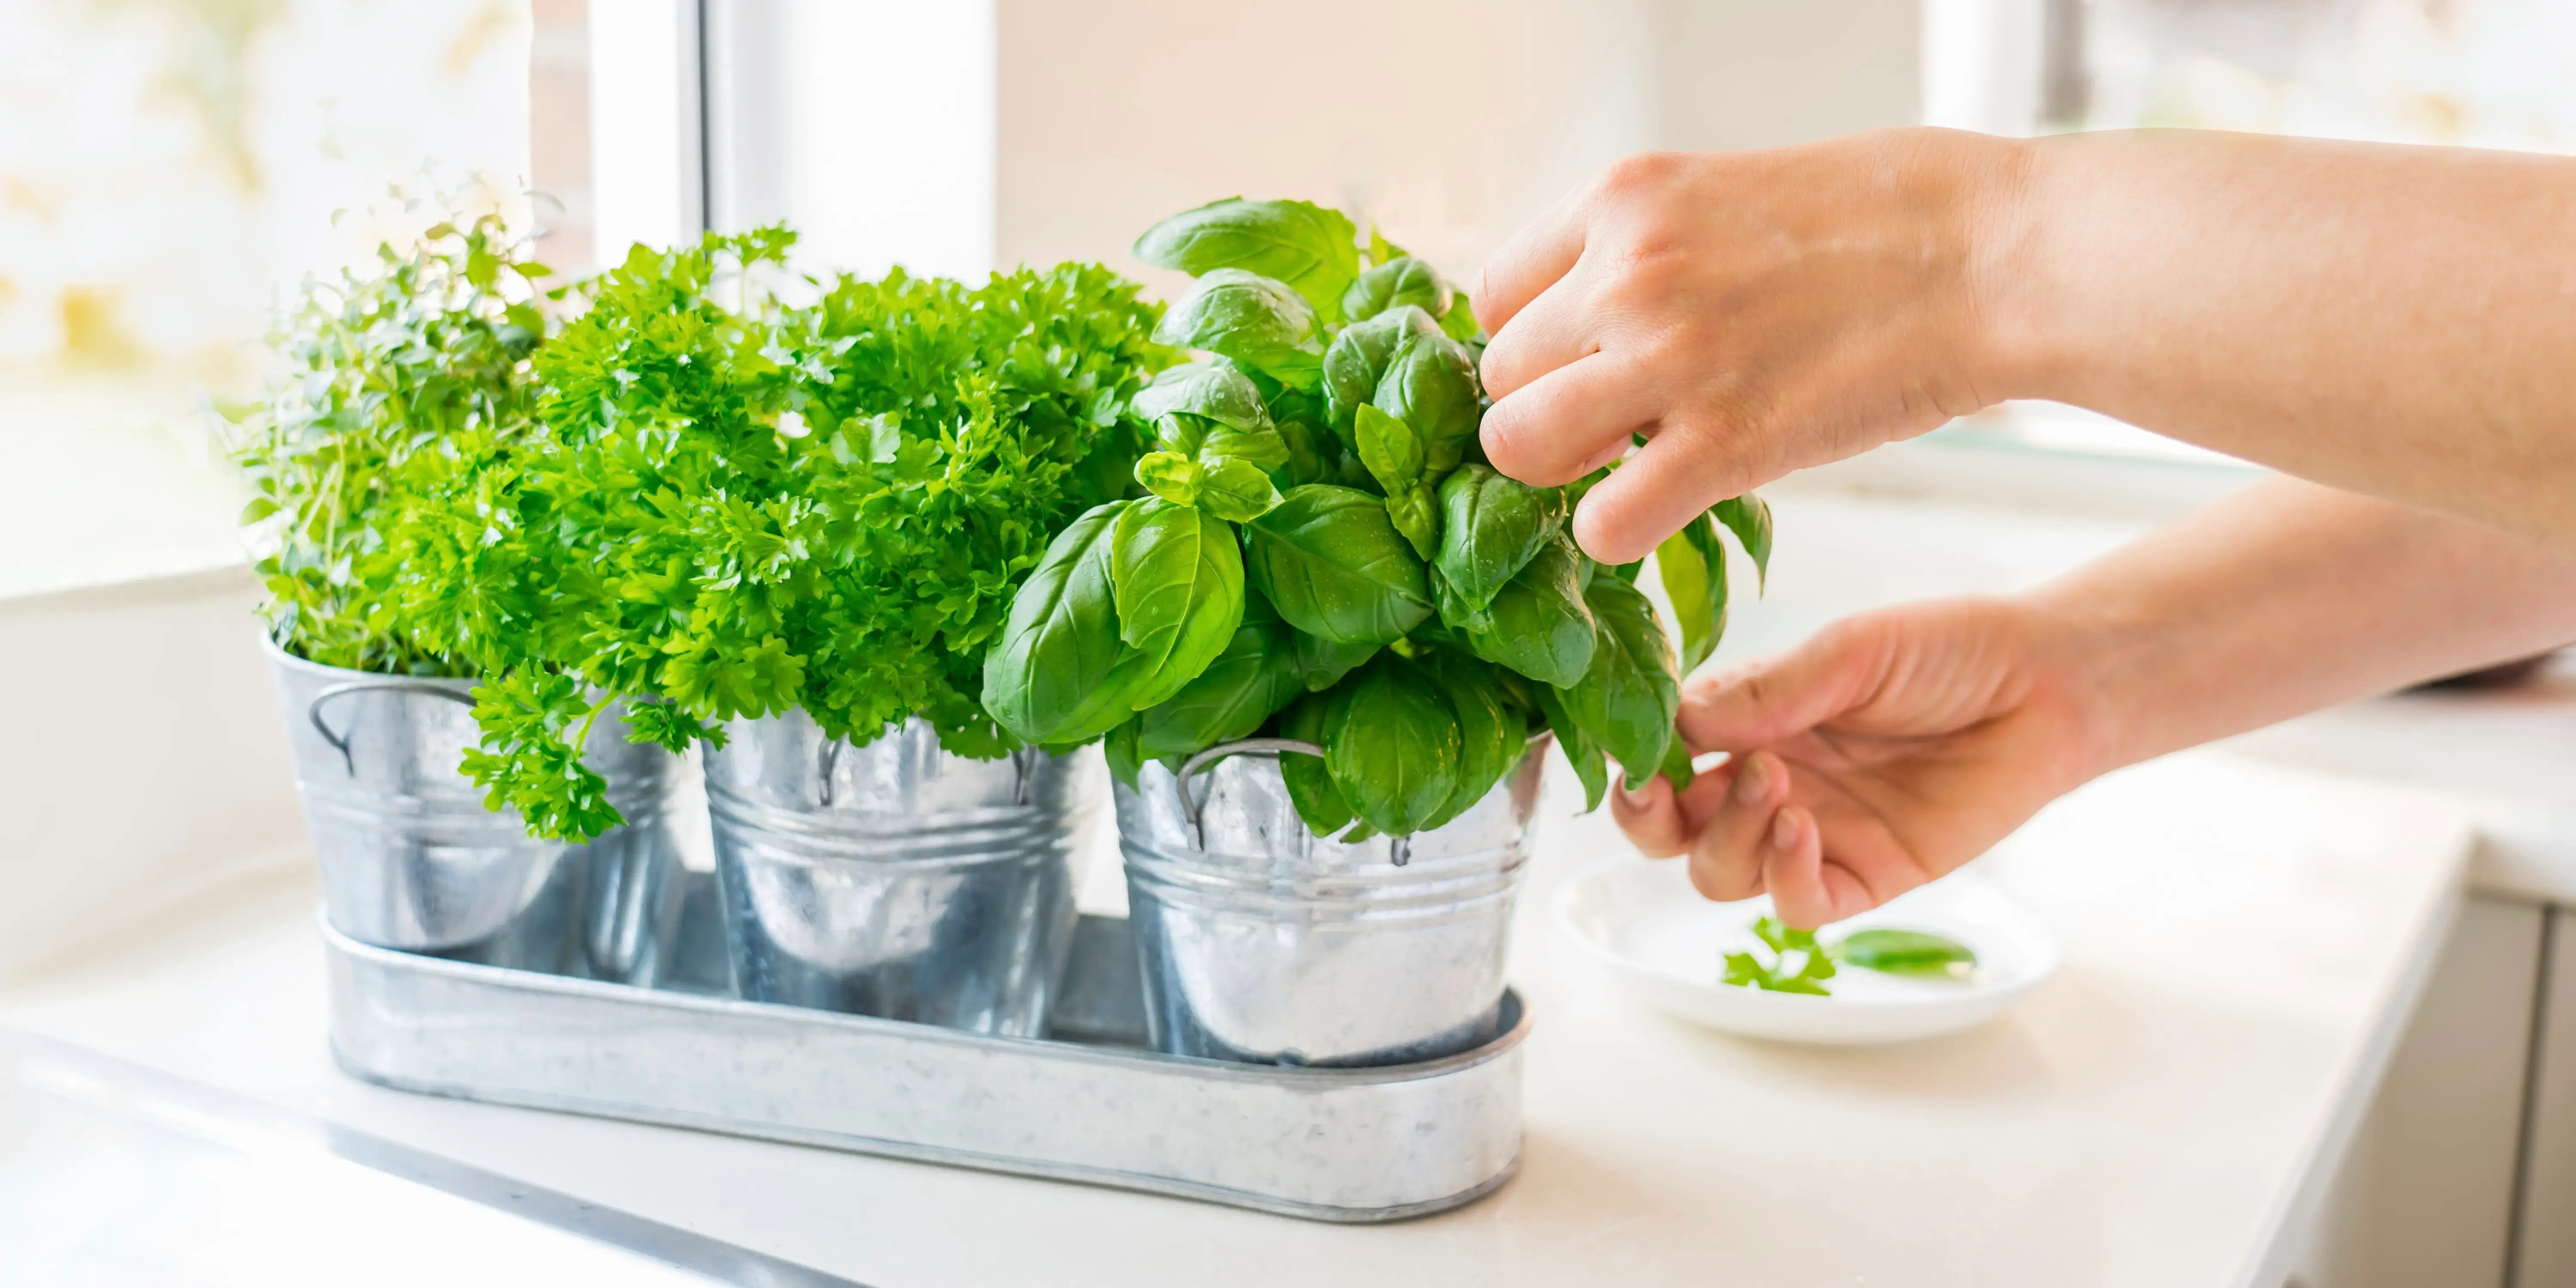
left=1110, top=498, right=1245, bottom=711
left=1103, top=716, right=1144, bottom=791
left=1324, top=656, right=1463, bottom=837
left=1658, top=512, right=1729, bottom=673
left=1355, top=403, right=1437, bottom=559
left=981, top=501, right=1130, bottom=745
left=1712, top=492, right=1773, bottom=589
left=1353, top=403, right=1424, bottom=495
left=1371, top=329, right=1481, bottom=475
left=1290, top=627, right=1377, bottom=692
left=1533, top=680, right=1608, bottom=813
left=1133, top=198, right=1361, bottom=321
left=1422, top=649, right=1522, bottom=830
left=1340, top=256, right=1449, bottom=325
left=1136, top=607, right=1303, bottom=760
left=1153, top=269, right=1324, bottom=389
left=1434, top=464, right=1564, bottom=613
left=1278, top=692, right=1361, bottom=839
left=1133, top=359, right=1270, bottom=431
left=1197, top=458, right=1282, bottom=523
left=1270, top=414, right=1334, bottom=489
left=1557, top=575, right=1681, bottom=790
left=1464, top=537, right=1596, bottom=687
left=1133, top=452, right=1201, bottom=507
left=1320, top=304, right=1439, bottom=441
left=1245, top=484, right=1432, bottom=646
left=1157, top=413, right=1291, bottom=474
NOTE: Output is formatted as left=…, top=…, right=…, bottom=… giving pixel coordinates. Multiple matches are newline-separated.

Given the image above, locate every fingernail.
left=1733, top=753, right=1770, bottom=805
left=1769, top=809, right=1798, bottom=851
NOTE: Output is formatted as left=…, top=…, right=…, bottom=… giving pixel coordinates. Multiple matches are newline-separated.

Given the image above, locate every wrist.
left=2020, top=581, right=2175, bottom=786
left=1953, top=131, right=2059, bottom=406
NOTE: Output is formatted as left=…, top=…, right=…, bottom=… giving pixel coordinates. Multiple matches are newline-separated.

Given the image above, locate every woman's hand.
left=1473, top=128, right=2029, bottom=565
left=1611, top=597, right=2119, bottom=928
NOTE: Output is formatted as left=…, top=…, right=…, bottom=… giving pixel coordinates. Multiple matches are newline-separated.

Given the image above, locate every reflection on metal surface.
left=1118, top=744, right=1542, bottom=1067
left=324, top=882, right=1528, bottom=1222
left=703, top=713, right=1091, bottom=1033
left=265, top=639, right=688, bottom=984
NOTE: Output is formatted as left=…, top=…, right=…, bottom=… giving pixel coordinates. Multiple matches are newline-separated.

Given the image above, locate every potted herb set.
left=237, top=216, right=689, bottom=984
left=404, top=230, right=1166, bottom=1036
left=982, top=199, right=1773, bottom=1066
left=243, top=219, right=1169, bottom=1036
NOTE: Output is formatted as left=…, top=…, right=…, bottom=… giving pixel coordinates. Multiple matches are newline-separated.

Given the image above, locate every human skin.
left=1472, top=128, right=2576, bottom=564
left=1607, top=477, right=2576, bottom=927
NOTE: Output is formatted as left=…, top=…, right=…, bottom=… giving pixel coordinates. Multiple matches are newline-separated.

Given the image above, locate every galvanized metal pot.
left=1117, top=738, right=1544, bottom=1067
left=702, top=712, right=1095, bottom=1036
left=264, top=636, right=687, bottom=983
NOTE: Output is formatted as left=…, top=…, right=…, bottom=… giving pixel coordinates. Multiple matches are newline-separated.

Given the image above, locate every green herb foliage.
left=233, top=213, right=553, bottom=675
left=982, top=197, right=1775, bottom=839
left=343, top=225, right=1166, bottom=840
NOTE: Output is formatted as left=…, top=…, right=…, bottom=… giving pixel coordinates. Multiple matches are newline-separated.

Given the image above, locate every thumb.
left=1679, top=621, right=1884, bottom=752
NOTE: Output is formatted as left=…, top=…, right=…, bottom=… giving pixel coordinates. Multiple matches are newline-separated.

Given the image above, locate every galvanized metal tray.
left=325, top=873, right=1528, bottom=1222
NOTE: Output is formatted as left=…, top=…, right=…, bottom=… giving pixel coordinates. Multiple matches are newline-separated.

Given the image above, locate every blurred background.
left=7, top=9, right=2576, bottom=1283
left=4, top=0, right=2573, bottom=603
left=5, top=0, right=2576, bottom=981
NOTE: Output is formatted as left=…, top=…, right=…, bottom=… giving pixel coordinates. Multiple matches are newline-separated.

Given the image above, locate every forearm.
left=1981, top=131, right=2576, bottom=549
left=2032, top=476, right=2576, bottom=772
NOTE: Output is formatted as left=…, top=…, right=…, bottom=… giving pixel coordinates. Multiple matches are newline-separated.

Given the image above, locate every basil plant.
left=981, top=198, right=1773, bottom=841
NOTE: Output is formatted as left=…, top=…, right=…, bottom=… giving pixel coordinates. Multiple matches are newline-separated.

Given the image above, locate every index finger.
left=1470, top=186, right=1588, bottom=336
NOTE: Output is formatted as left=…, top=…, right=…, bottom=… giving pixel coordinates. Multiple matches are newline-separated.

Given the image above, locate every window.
left=0, top=0, right=533, bottom=598
left=1921, top=0, right=2576, bottom=472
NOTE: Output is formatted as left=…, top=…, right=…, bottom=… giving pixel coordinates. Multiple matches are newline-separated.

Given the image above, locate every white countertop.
left=0, top=748, right=2475, bottom=1287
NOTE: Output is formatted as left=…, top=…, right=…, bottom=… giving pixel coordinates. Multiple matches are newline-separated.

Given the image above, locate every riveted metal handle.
left=1173, top=738, right=1324, bottom=852
left=308, top=680, right=478, bottom=778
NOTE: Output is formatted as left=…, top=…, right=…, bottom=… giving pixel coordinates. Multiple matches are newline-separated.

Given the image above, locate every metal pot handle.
left=309, top=680, right=478, bottom=778
left=1173, top=737, right=1324, bottom=851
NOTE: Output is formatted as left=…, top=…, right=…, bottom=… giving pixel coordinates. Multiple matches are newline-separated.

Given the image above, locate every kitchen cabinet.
left=2281, top=895, right=2540, bottom=1288
left=2513, top=909, right=2576, bottom=1288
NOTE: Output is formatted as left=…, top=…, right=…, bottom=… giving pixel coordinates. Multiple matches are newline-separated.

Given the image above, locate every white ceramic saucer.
left=1554, top=858, right=2061, bottom=1045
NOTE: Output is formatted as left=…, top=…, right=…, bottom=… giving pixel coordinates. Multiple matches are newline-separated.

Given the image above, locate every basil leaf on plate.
left=1838, top=929, right=1978, bottom=979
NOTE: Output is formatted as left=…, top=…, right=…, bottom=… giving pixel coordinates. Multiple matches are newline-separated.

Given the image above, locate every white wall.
left=0, top=570, right=305, bottom=981
left=994, top=0, right=1918, bottom=291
